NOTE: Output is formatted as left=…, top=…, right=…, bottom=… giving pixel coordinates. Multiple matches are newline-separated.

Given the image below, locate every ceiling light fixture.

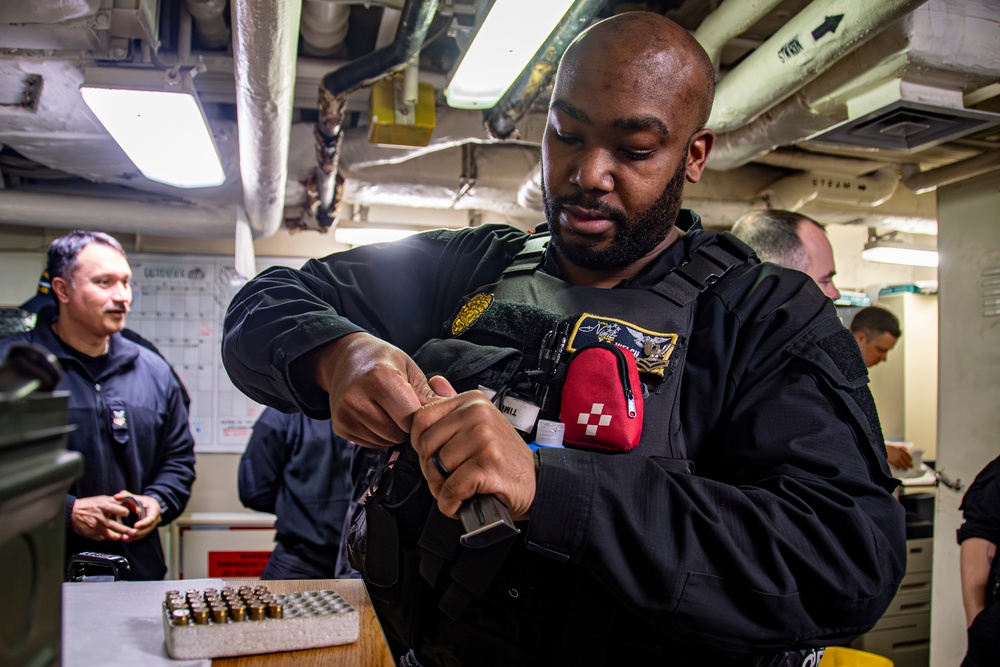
left=80, top=66, right=225, bottom=189
left=862, top=231, right=939, bottom=268
left=445, top=0, right=576, bottom=109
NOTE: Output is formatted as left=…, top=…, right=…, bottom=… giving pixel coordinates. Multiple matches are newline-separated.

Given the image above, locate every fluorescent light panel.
left=445, top=0, right=576, bottom=109
left=862, top=241, right=939, bottom=267
left=81, top=77, right=225, bottom=189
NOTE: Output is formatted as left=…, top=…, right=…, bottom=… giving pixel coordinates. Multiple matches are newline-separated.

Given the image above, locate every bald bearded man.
left=223, top=13, right=905, bottom=666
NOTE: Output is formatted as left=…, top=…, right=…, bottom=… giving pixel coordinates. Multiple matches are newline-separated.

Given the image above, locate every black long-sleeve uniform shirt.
left=222, top=213, right=906, bottom=661
left=238, top=407, right=353, bottom=569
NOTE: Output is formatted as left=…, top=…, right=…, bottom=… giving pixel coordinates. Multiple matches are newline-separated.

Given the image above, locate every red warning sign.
left=207, top=550, right=272, bottom=578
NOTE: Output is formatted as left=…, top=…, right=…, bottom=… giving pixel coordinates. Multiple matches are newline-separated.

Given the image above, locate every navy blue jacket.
left=0, top=310, right=196, bottom=580
left=238, top=407, right=354, bottom=573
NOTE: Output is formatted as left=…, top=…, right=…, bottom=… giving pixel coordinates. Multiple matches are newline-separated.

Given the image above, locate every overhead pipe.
left=517, top=163, right=544, bottom=212
left=338, top=106, right=545, bottom=173
left=177, top=3, right=193, bottom=63
left=693, top=0, right=784, bottom=68
left=0, top=190, right=236, bottom=239
left=486, top=0, right=605, bottom=140
left=231, top=0, right=302, bottom=238
left=902, top=149, right=1000, bottom=194
left=761, top=167, right=900, bottom=211
left=707, top=20, right=915, bottom=171
left=754, top=150, right=891, bottom=176
left=708, top=0, right=1000, bottom=171
left=300, top=0, right=351, bottom=57
left=184, top=0, right=230, bottom=50
left=305, top=0, right=439, bottom=231
left=707, top=0, right=928, bottom=134
left=375, top=5, right=403, bottom=48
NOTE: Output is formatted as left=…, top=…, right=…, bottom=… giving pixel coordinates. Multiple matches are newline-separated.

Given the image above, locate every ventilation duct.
left=809, top=79, right=1000, bottom=152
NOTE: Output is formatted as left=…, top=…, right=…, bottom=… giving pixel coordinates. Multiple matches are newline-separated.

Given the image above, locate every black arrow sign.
left=812, top=14, right=844, bottom=41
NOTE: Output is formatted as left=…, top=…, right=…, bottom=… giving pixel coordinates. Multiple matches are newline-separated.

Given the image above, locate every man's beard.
left=543, top=156, right=687, bottom=271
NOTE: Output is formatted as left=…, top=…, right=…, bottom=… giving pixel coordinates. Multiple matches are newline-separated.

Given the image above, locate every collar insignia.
left=451, top=293, right=494, bottom=336
left=112, top=409, right=127, bottom=428
left=567, top=313, right=678, bottom=377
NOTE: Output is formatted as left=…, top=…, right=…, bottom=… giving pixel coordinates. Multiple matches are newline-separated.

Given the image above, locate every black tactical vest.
left=348, top=231, right=766, bottom=666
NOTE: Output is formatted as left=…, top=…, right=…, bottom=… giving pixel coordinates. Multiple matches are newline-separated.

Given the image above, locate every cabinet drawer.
left=905, top=538, right=933, bottom=573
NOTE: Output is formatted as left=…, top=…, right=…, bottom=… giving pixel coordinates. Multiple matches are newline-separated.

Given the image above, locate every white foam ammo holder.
left=162, top=585, right=359, bottom=659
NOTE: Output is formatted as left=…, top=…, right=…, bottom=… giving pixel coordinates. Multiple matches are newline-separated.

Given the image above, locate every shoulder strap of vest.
left=502, top=232, right=549, bottom=276
left=651, top=231, right=756, bottom=307
left=500, top=229, right=756, bottom=307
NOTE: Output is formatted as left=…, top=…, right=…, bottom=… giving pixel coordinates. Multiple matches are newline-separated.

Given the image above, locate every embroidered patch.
left=478, top=386, right=540, bottom=434
left=112, top=409, right=127, bottom=427
left=451, top=293, right=494, bottom=336
left=566, top=313, right=678, bottom=377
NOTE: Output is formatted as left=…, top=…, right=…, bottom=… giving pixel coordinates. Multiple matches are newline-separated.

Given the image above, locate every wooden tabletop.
left=212, top=579, right=395, bottom=667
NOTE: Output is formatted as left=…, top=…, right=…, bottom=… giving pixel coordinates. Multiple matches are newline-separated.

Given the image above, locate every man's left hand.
left=410, top=376, right=537, bottom=522
left=886, top=442, right=914, bottom=470
left=113, top=490, right=163, bottom=540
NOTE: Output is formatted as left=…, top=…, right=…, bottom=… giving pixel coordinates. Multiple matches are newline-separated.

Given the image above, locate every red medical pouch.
left=559, top=341, right=643, bottom=453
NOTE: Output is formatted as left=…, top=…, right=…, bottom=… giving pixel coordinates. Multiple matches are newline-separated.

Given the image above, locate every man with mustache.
left=223, top=12, right=904, bottom=665
left=0, top=230, right=195, bottom=580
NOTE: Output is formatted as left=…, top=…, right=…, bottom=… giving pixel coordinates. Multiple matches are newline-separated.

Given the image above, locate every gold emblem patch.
left=451, top=293, right=494, bottom=336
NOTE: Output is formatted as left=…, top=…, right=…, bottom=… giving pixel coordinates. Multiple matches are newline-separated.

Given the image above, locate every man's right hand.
left=313, top=332, right=438, bottom=448
left=70, top=495, right=136, bottom=541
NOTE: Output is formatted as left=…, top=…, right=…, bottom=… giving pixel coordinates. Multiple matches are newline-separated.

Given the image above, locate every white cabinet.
left=851, top=538, right=932, bottom=667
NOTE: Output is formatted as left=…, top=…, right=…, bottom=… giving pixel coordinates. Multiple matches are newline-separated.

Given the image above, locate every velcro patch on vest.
left=566, top=314, right=678, bottom=377
left=451, top=293, right=494, bottom=336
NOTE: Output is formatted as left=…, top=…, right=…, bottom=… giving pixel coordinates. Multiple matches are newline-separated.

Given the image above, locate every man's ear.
left=685, top=128, right=714, bottom=183
left=51, top=276, right=71, bottom=305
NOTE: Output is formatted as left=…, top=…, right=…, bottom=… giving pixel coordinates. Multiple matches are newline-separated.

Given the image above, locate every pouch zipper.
left=575, top=341, right=637, bottom=418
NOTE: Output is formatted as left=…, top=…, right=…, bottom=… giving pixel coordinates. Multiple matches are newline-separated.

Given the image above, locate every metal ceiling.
left=0, top=0, right=997, bottom=240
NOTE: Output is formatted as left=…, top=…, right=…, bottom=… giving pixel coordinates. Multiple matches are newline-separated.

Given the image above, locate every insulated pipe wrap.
left=693, top=0, right=784, bottom=67
left=0, top=190, right=236, bottom=238
left=708, top=0, right=929, bottom=134
left=232, top=0, right=303, bottom=238
left=308, top=0, right=439, bottom=230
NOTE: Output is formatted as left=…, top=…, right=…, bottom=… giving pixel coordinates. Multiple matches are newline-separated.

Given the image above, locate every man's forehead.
left=550, top=98, right=670, bottom=137
left=76, top=243, right=131, bottom=272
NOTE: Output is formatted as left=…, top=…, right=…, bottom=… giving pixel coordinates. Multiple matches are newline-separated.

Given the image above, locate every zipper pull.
left=626, top=386, right=636, bottom=418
